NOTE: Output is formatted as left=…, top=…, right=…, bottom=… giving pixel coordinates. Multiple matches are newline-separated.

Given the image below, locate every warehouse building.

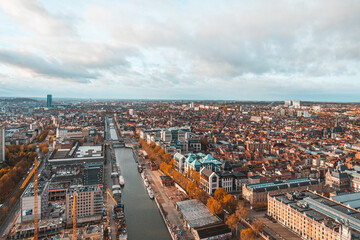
left=176, top=199, right=231, bottom=240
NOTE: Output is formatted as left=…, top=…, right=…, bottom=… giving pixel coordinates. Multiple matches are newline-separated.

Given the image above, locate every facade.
left=0, top=127, right=4, bottom=163
left=83, top=163, right=103, bottom=186
left=268, top=191, right=360, bottom=240
left=199, top=167, right=247, bottom=196
left=47, top=94, right=52, bottom=107
left=200, top=168, right=220, bottom=195
left=66, top=186, right=103, bottom=226
left=243, top=178, right=322, bottom=206
left=21, top=181, right=49, bottom=223
left=325, top=164, right=360, bottom=191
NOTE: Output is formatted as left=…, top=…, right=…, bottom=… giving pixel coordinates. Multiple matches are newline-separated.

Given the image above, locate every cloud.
left=0, top=0, right=359, bottom=100
left=0, top=48, right=96, bottom=82
left=0, top=0, right=76, bottom=37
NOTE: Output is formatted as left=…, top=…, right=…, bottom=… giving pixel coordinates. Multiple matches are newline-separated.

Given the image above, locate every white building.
left=21, top=182, right=49, bottom=223
left=56, top=127, right=68, bottom=138
left=292, top=100, right=301, bottom=108
left=284, top=100, right=292, bottom=107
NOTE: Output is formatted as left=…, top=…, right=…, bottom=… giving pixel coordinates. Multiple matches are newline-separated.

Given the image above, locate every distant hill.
left=0, top=97, right=38, bottom=103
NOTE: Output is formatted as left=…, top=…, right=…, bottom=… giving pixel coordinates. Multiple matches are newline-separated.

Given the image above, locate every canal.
left=109, top=126, right=171, bottom=240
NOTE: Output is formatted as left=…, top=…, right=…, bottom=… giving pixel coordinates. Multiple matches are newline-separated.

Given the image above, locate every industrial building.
left=48, top=144, right=104, bottom=166
left=268, top=191, right=360, bottom=240
left=66, top=186, right=103, bottom=226
left=176, top=199, right=231, bottom=240
left=21, top=181, right=49, bottom=223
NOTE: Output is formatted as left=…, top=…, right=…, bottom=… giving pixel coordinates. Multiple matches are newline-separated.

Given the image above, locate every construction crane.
left=72, top=189, right=77, bottom=240
left=34, top=157, right=39, bottom=240
left=106, top=188, right=118, bottom=229
left=20, top=158, right=40, bottom=190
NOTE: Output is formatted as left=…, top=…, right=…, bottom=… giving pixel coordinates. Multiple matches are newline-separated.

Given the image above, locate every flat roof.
left=248, top=177, right=313, bottom=189
left=176, top=199, right=220, bottom=228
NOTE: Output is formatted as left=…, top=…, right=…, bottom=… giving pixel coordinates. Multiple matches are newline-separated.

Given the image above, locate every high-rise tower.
left=47, top=94, right=52, bottom=107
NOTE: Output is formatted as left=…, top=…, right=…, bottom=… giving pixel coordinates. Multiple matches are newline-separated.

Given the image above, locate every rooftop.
left=176, top=199, right=221, bottom=228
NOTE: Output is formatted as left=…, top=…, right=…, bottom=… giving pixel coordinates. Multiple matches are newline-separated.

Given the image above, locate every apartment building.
left=199, top=167, right=247, bottom=196
left=268, top=191, right=360, bottom=240
left=66, top=186, right=103, bottom=226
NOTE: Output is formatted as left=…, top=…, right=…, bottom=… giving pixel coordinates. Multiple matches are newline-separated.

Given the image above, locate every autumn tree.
left=252, top=220, right=264, bottom=235
left=240, top=228, right=254, bottom=240
left=207, top=197, right=222, bottom=215
left=236, top=203, right=249, bottom=220
left=222, top=193, right=237, bottom=212
left=214, top=188, right=227, bottom=202
left=225, top=214, right=239, bottom=231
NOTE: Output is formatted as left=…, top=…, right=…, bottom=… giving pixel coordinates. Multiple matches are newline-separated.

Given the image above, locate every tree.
left=252, top=220, right=264, bottom=235
left=214, top=188, right=227, bottom=202
left=225, top=214, right=239, bottom=231
left=222, top=194, right=237, bottom=212
left=207, top=198, right=222, bottom=215
left=236, top=204, right=249, bottom=220
left=240, top=228, right=254, bottom=240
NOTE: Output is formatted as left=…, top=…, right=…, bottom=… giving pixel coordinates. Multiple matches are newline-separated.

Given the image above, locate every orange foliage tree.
left=207, top=197, right=222, bottom=215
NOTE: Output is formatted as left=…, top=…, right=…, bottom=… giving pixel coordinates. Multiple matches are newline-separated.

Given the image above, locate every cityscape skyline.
left=0, top=0, right=360, bottom=101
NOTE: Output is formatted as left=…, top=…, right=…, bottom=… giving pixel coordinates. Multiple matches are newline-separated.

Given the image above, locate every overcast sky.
left=0, top=0, right=359, bottom=101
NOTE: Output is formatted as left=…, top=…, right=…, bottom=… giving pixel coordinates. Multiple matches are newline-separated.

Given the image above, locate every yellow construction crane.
left=106, top=188, right=118, bottom=229
left=33, top=157, right=39, bottom=240
left=72, top=189, right=77, bottom=240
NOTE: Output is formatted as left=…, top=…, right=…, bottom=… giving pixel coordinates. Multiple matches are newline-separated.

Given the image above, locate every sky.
left=0, top=0, right=359, bottom=101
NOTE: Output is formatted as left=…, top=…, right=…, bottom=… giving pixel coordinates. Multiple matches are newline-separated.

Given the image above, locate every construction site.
left=5, top=128, right=127, bottom=240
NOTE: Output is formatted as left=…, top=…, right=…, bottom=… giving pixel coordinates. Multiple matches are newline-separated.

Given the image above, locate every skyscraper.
left=0, top=127, right=5, bottom=163
left=47, top=94, right=52, bottom=107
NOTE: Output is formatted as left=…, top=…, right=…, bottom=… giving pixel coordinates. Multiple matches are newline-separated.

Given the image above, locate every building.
left=0, top=127, right=5, bottom=163
left=268, top=191, right=360, bottom=240
left=325, top=164, right=360, bottom=191
left=200, top=168, right=220, bottom=195
left=199, top=166, right=247, bottom=196
left=177, top=153, right=223, bottom=173
left=21, top=181, right=49, bottom=223
left=83, top=163, right=103, bottom=186
left=243, top=178, right=322, bottom=206
left=47, top=94, right=52, bottom=107
left=48, top=144, right=104, bottom=166
left=292, top=100, right=301, bottom=108
left=176, top=199, right=231, bottom=240
left=331, top=192, right=360, bottom=210
left=284, top=100, right=292, bottom=107
left=66, top=186, right=103, bottom=226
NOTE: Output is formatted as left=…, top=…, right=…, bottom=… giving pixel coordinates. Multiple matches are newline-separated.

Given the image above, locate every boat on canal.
left=119, top=175, right=125, bottom=186
left=147, top=187, right=154, bottom=199
left=144, top=179, right=149, bottom=187
left=138, top=164, right=143, bottom=173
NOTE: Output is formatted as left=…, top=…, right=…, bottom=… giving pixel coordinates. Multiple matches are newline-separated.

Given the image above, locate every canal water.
left=109, top=126, right=170, bottom=240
